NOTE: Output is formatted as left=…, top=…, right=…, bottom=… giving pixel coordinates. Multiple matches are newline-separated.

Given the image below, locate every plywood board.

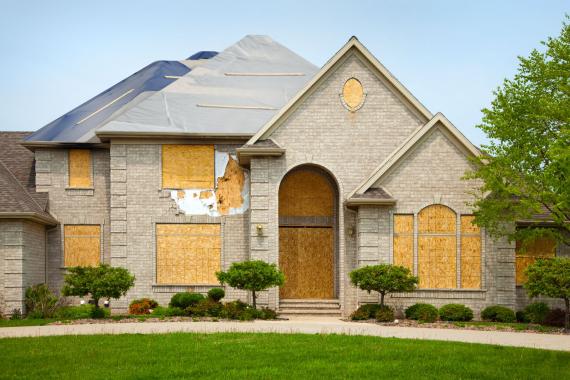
left=342, top=78, right=364, bottom=110
left=279, top=227, right=334, bottom=299
left=393, top=215, right=413, bottom=270
left=418, top=236, right=456, bottom=289
left=156, top=224, right=220, bottom=285
left=64, top=225, right=100, bottom=267
left=216, top=155, right=245, bottom=215
left=279, top=170, right=334, bottom=217
left=418, top=204, right=456, bottom=233
left=461, top=236, right=481, bottom=289
left=515, top=237, right=556, bottom=285
left=460, top=215, right=479, bottom=234
left=162, top=145, right=214, bottom=189
left=68, top=149, right=92, bottom=188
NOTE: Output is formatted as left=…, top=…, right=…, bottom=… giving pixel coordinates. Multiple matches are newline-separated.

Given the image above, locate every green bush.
left=375, top=305, right=394, bottom=322
left=220, top=300, right=249, bottom=319
left=54, top=304, right=110, bottom=319
left=186, top=299, right=223, bottom=317
left=439, top=304, right=473, bottom=322
left=350, top=308, right=369, bottom=321
left=207, top=288, right=225, bottom=302
left=543, top=308, right=565, bottom=327
left=258, top=307, right=278, bottom=320
left=10, top=309, right=22, bottom=320
left=481, top=305, right=516, bottom=323
left=25, top=284, right=60, bottom=319
left=350, top=304, right=382, bottom=320
left=150, top=306, right=185, bottom=317
left=129, top=298, right=159, bottom=315
left=523, top=302, right=550, bottom=324
left=405, top=303, right=438, bottom=322
left=169, top=292, right=205, bottom=309
left=516, top=310, right=529, bottom=323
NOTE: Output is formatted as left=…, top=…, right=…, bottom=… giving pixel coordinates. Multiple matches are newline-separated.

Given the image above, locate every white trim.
left=76, top=89, right=134, bottom=125
left=347, top=113, right=482, bottom=199
left=246, top=36, right=433, bottom=145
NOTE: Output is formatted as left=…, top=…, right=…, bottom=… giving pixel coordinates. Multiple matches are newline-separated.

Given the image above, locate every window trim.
left=61, top=224, right=102, bottom=268
left=67, top=149, right=94, bottom=190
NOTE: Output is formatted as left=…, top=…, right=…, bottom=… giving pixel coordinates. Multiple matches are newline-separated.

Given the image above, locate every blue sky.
left=0, top=1, right=567, bottom=146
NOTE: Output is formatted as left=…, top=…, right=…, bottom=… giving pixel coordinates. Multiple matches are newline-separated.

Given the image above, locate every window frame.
left=67, top=149, right=94, bottom=189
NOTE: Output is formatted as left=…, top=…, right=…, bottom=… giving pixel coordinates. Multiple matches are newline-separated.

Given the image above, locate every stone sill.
left=391, top=289, right=487, bottom=300
left=65, top=188, right=94, bottom=196
left=152, top=284, right=221, bottom=293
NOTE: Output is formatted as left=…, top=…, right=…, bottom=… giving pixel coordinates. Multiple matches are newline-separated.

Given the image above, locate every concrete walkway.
left=1, top=317, right=569, bottom=351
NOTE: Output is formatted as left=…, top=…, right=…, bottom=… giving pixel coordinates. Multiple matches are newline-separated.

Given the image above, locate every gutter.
left=236, top=147, right=285, bottom=165
left=345, top=198, right=397, bottom=208
left=0, top=212, right=59, bottom=226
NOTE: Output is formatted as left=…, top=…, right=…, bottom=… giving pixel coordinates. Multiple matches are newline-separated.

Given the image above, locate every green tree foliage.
left=216, top=260, right=284, bottom=309
left=524, top=258, right=570, bottom=330
left=62, top=264, right=135, bottom=315
left=349, top=264, right=418, bottom=306
left=466, top=17, right=570, bottom=247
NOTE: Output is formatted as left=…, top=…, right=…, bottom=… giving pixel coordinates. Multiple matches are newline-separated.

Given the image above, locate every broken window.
left=68, top=149, right=92, bottom=188
left=156, top=224, right=221, bottom=285
left=162, top=145, right=215, bottom=189
left=64, top=225, right=101, bottom=267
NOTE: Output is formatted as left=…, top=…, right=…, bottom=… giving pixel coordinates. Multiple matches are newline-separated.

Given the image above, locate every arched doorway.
left=278, top=166, right=337, bottom=299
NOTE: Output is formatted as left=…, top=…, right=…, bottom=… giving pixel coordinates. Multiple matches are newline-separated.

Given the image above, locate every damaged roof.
left=0, top=132, right=55, bottom=224
left=26, top=35, right=318, bottom=144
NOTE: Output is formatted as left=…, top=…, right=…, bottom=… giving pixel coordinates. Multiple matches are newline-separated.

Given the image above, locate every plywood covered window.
left=460, top=216, right=481, bottom=289
left=393, top=214, right=413, bottom=271
left=162, top=145, right=214, bottom=189
left=68, top=149, right=92, bottom=188
left=64, top=225, right=101, bottom=267
left=516, top=237, right=556, bottom=285
left=156, top=224, right=221, bottom=285
left=418, top=205, right=457, bottom=289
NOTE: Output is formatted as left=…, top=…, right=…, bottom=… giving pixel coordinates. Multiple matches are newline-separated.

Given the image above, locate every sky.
left=0, top=1, right=567, bottom=146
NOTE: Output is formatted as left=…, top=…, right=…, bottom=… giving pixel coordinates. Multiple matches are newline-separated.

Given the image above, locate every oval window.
left=342, top=78, right=364, bottom=111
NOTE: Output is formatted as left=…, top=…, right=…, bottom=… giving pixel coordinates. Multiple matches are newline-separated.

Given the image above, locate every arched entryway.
left=278, top=166, right=338, bottom=299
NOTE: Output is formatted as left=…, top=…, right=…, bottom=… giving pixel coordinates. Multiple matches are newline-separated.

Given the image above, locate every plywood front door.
left=279, top=226, right=334, bottom=299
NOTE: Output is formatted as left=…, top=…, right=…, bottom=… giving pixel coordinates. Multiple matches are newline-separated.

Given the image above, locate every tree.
left=216, top=260, right=284, bottom=309
left=465, top=17, right=570, bottom=247
left=62, top=264, right=135, bottom=316
left=524, top=257, right=570, bottom=331
left=350, top=264, right=418, bottom=306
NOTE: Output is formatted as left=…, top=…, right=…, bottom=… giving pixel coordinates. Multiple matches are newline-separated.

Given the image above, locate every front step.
left=278, top=299, right=342, bottom=317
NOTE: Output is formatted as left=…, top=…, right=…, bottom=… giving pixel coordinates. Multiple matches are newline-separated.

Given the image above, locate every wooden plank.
left=279, top=227, right=334, bottom=299
left=461, top=236, right=481, bottom=289
left=393, top=215, right=413, bottom=270
left=460, top=215, right=479, bottom=234
left=515, top=237, right=556, bottom=285
left=68, top=149, right=92, bottom=188
left=216, top=155, right=245, bottom=215
left=156, top=224, right=221, bottom=285
left=279, top=170, right=334, bottom=217
left=418, top=204, right=456, bottom=233
left=64, top=225, right=100, bottom=267
left=342, top=78, right=364, bottom=110
left=162, top=145, right=214, bottom=189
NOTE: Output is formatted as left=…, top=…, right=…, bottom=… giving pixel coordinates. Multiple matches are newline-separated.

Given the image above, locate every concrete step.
left=278, top=303, right=340, bottom=310
left=278, top=299, right=342, bottom=317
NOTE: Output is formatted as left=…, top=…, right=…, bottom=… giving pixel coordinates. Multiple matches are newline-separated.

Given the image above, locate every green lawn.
left=0, top=333, right=568, bottom=379
left=0, top=319, right=59, bottom=328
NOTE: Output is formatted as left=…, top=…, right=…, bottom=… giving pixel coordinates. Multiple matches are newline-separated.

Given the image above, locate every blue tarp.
left=187, top=51, right=218, bottom=60
left=26, top=54, right=215, bottom=143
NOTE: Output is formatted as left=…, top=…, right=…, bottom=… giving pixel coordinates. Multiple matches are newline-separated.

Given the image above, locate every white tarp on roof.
left=97, top=35, right=318, bottom=137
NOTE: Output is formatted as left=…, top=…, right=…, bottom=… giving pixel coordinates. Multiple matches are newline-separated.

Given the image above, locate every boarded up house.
left=1, top=35, right=568, bottom=317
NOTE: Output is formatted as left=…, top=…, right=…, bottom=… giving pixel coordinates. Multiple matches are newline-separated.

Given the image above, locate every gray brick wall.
left=35, top=148, right=110, bottom=295
left=0, top=219, right=46, bottom=316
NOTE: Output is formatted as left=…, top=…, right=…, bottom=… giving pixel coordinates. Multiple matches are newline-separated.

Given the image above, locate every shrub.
left=405, top=303, right=438, bottom=323
left=543, top=308, right=565, bottom=327
left=10, top=309, right=22, bottom=320
left=257, top=307, right=277, bottom=320
left=523, top=302, right=550, bottom=324
left=217, top=260, right=285, bottom=309
left=169, top=292, right=205, bottom=309
left=207, top=288, right=225, bottom=302
left=350, top=265, right=418, bottom=306
left=375, top=305, right=394, bottom=322
left=350, top=304, right=381, bottom=320
left=150, top=306, right=185, bottom=317
left=516, top=311, right=529, bottom=323
left=481, top=305, right=516, bottom=323
left=439, top=304, right=473, bottom=322
left=220, top=300, right=250, bottom=319
left=55, top=304, right=95, bottom=319
left=62, top=264, right=135, bottom=314
left=186, top=299, right=223, bottom=317
left=25, top=284, right=61, bottom=319
left=129, top=298, right=159, bottom=315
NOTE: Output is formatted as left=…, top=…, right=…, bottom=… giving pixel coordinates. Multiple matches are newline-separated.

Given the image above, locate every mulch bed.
left=345, top=318, right=567, bottom=334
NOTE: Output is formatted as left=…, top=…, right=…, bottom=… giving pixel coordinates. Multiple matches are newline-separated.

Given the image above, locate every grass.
left=0, top=319, right=59, bottom=328
left=0, top=333, right=569, bottom=379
